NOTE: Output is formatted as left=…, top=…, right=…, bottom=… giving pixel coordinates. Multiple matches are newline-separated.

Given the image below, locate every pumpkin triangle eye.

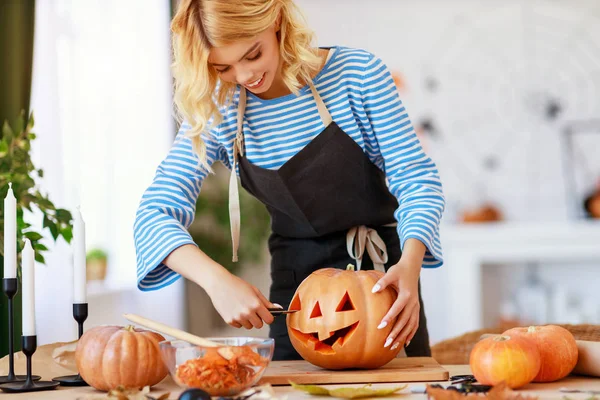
left=310, top=301, right=322, bottom=318
left=336, top=291, right=355, bottom=312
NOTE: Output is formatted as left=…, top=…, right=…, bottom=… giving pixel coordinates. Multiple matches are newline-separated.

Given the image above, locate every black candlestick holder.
left=52, top=303, right=89, bottom=386
left=0, top=336, right=59, bottom=393
left=0, top=278, right=41, bottom=384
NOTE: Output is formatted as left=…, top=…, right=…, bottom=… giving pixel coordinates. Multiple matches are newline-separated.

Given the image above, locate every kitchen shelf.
left=423, top=219, right=600, bottom=343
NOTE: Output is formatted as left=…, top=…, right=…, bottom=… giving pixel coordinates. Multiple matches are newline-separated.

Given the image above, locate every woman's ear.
left=275, top=12, right=282, bottom=32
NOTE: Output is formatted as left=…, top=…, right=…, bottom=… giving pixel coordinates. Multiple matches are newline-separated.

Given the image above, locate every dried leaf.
left=426, top=386, right=466, bottom=400
left=76, top=385, right=164, bottom=400
left=425, top=382, right=539, bottom=400
left=289, top=382, right=330, bottom=395
left=290, top=381, right=407, bottom=398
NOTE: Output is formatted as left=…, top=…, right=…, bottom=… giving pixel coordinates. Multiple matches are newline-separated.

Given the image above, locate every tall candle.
left=22, top=239, right=36, bottom=336
left=73, top=207, right=87, bottom=304
left=3, top=183, right=17, bottom=279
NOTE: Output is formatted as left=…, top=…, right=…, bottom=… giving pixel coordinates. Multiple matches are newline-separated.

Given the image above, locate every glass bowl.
left=159, top=337, right=275, bottom=397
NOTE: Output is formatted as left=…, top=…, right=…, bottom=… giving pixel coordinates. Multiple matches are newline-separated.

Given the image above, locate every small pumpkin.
left=286, top=264, right=401, bottom=370
left=503, top=325, right=578, bottom=382
left=470, top=334, right=541, bottom=389
left=75, top=325, right=168, bottom=391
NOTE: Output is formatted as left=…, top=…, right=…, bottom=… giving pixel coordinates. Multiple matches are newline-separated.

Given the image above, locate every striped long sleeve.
left=133, top=124, right=227, bottom=291
left=360, top=54, right=445, bottom=267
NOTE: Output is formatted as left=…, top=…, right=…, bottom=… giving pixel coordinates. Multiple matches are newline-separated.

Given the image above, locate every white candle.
left=3, top=183, right=17, bottom=279
left=22, top=239, right=36, bottom=336
left=73, top=207, right=87, bottom=304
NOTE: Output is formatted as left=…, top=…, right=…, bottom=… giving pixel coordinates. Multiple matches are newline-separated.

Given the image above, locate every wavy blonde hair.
left=170, top=0, right=322, bottom=172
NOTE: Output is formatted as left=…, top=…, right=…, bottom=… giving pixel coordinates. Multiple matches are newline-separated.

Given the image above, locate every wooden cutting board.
left=258, top=357, right=449, bottom=385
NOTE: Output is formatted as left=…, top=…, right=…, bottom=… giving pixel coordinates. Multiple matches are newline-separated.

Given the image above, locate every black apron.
left=227, top=78, right=431, bottom=361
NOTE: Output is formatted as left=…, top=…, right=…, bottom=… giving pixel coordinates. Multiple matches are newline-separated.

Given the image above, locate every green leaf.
left=0, top=140, right=8, bottom=157
left=2, top=121, right=14, bottom=142
left=37, top=169, right=43, bottom=178
left=23, top=231, right=44, bottom=241
left=34, top=252, right=46, bottom=264
left=60, top=226, right=73, bottom=243
left=15, top=112, right=24, bottom=136
left=289, top=382, right=407, bottom=399
left=55, top=208, right=72, bottom=221
left=33, top=242, right=49, bottom=251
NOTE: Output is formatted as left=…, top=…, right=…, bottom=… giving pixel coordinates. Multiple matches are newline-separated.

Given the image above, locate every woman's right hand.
left=162, top=244, right=280, bottom=330
left=207, top=271, right=280, bottom=329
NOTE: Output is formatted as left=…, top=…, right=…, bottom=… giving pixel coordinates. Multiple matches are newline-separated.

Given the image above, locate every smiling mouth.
left=245, top=73, right=265, bottom=89
left=290, top=322, right=360, bottom=354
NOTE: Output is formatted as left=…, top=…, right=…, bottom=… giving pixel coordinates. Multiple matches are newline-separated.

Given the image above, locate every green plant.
left=86, top=248, right=108, bottom=263
left=188, top=163, right=271, bottom=274
left=1, top=111, right=73, bottom=357
left=0, top=111, right=73, bottom=266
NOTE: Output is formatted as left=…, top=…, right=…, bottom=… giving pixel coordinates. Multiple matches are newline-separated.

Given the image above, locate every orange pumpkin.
left=503, top=325, right=578, bottom=382
left=470, top=334, right=541, bottom=389
left=75, top=325, right=168, bottom=391
left=286, top=264, right=401, bottom=370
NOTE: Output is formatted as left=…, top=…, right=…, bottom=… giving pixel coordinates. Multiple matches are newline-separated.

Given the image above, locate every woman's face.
left=208, top=25, right=282, bottom=97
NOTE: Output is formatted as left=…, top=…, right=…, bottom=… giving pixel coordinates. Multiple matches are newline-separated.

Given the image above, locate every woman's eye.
left=247, top=51, right=262, bottom=61
left=216, top=66, right=231, bottom=73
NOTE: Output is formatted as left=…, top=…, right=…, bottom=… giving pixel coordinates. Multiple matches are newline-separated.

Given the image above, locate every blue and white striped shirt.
left=134, top=46, right=445, bottom=291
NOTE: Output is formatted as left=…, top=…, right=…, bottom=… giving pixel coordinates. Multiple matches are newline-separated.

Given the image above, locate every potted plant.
left=86, top=248, right=108, bottom=281
left=0, top=111, right=73, bottom=357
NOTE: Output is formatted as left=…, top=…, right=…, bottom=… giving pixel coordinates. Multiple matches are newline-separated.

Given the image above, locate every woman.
left=134, top=0, right=445, bottom=361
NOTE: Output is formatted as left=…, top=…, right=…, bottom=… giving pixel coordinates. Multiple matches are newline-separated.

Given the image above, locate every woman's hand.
left=162, top=244, right=281, bottom=330
left=371, top=238, right=425, bottom=350
left=206, top=271, right=281, bottom=330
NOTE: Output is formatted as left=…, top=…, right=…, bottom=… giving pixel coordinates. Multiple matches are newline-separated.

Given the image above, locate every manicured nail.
left=371, top=284, right=381, bottom=293
left=377, top=321, right=388, bottom=329
left=272, top=303, right=283, bottom=309
left=405, top=340, right=411, bottom=348
left=391, top=342, right=400, bottom=350
left=384, top=337, right=393, bottom=348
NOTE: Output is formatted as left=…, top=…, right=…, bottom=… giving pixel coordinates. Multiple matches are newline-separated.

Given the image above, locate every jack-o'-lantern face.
left=286, top=265, right=401, bottom=370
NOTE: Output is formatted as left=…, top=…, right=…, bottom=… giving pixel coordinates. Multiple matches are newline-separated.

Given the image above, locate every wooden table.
left=1, top=344, right=600, bottom=399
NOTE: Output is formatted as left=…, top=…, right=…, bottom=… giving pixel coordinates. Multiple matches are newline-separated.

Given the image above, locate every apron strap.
left=308, top=81, right=332, bottom=127
left=346, top=223, right=397, bottom=272
left=229, top=88, right=247, bottom=262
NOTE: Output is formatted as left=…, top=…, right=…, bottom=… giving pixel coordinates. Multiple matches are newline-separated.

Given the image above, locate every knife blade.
left=268, top=307, right=298, bottom=315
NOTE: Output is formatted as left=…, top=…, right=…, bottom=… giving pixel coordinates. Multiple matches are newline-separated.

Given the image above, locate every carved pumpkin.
left=286, top=264, right=401, bottom=370
left=75, top=325, right=168, bottom=391
left=503, top=325, right=578, bottom=382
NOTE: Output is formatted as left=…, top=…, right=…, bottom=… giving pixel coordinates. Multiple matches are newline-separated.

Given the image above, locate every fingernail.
left=272, top=303, right=283, bottom=309
left=371, top=284, right=381, bottom=293
left=384, top=337, right=393, bottom=348
left=377, top=321, right=388, bottom=329
left=405, top=340, right=411, bottom=348
left=391, top=342, right=400, bottom=350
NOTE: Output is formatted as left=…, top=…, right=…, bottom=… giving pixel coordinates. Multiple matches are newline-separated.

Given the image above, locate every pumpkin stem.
left=493, top=335, right=510, bottom=342
left=124, top=325, right=136, bottom=332
left=527, top=326, right=537, bottom=333
left=346, top=264, right=355, bottom=271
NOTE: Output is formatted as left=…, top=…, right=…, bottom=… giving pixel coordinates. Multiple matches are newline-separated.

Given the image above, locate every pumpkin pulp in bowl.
left=159, top=337, right=274, bottom=396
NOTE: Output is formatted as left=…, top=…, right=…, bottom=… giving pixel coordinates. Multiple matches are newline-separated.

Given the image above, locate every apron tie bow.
left=346, top=225, right=389, bottom=272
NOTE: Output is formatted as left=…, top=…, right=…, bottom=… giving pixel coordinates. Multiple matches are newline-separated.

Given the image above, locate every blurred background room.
left=1, top=0, right=599, bottom=358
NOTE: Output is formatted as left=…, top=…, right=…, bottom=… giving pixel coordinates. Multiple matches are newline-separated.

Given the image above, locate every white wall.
left=291, top=0, right=600, bottom=343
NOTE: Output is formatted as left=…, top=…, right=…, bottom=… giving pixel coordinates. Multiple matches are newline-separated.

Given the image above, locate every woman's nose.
left=236, top=69, right=254, bottom=85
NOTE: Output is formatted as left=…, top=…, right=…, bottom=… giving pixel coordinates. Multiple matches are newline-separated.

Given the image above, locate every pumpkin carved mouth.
left=289, top=322, right=360, bottom=354
left=288, top=291, right=360, bottom=354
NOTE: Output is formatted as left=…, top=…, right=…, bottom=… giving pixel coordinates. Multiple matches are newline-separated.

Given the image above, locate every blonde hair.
left=170, top=0, right=322, bottom=172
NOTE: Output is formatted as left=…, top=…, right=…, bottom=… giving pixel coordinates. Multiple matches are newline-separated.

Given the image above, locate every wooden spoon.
left=123, top=313, right=234, bottom=360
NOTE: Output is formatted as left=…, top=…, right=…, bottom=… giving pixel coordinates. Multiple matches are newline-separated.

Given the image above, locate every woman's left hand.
left=371, top=238, right=425, bottom=351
